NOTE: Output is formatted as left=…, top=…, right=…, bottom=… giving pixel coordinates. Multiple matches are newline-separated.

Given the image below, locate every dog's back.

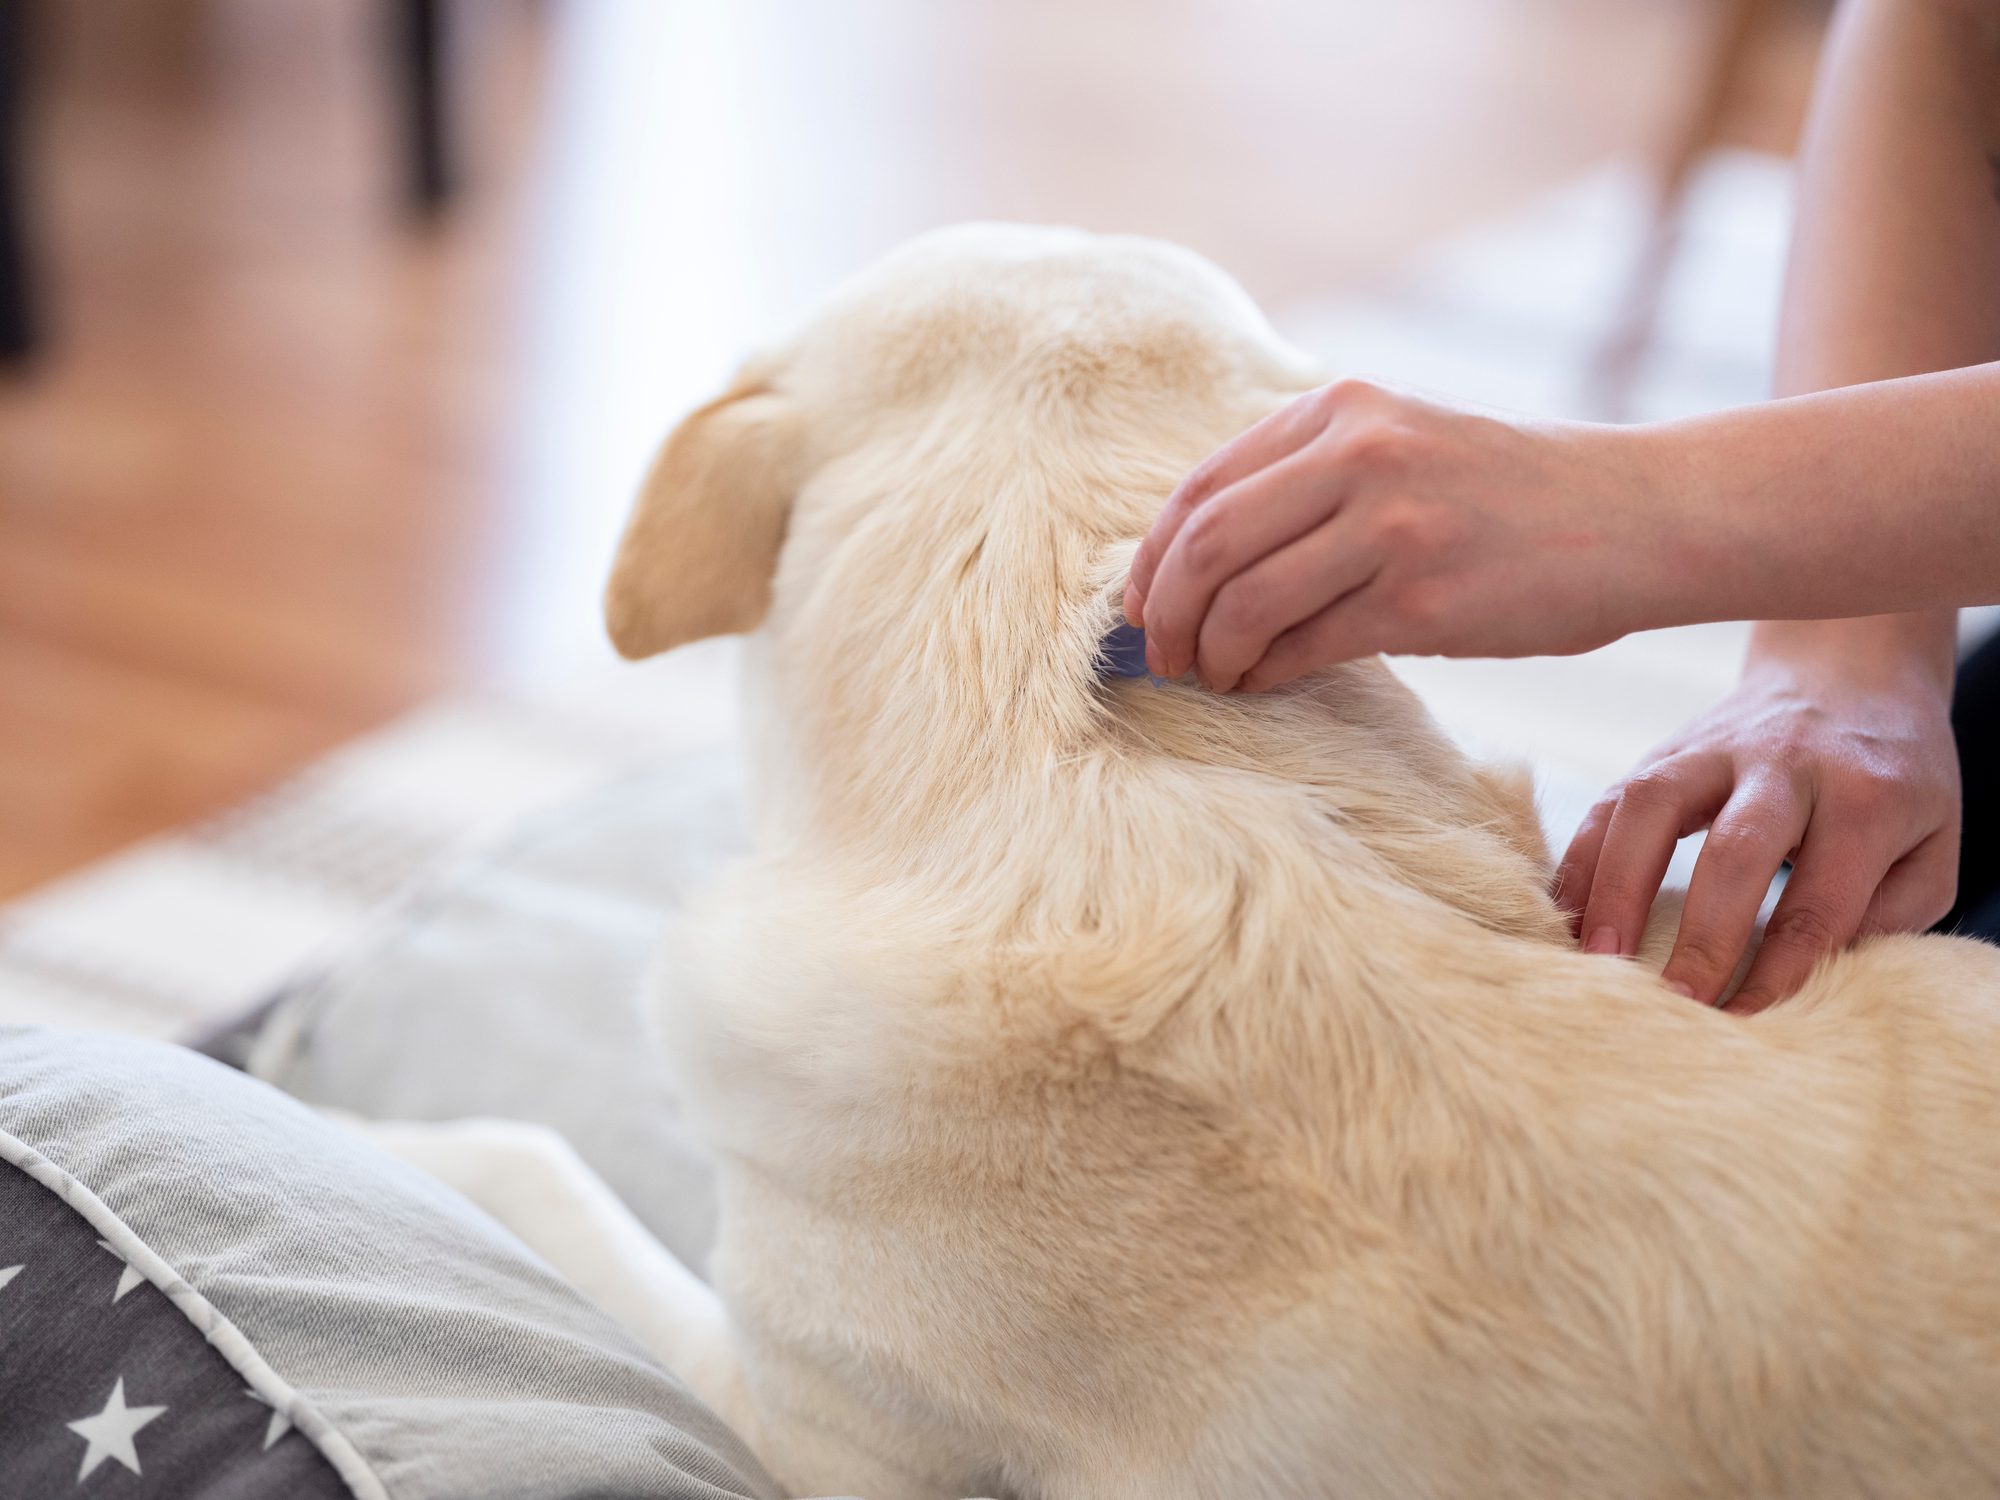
left=612, top=225, right=2000, bottom=1498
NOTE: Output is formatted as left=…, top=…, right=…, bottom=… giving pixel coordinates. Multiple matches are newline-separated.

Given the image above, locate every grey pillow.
left=0, top=1025, right=780, bottom=1500
left=243, top=750, right=747, bottom=1279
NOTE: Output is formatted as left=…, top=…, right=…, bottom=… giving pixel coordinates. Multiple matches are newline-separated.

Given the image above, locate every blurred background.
left=0, top=0, right=1836, bottom=1029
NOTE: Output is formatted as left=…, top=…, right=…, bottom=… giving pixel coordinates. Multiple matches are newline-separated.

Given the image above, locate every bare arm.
left=1777, top=0, right=2000, bottom=388
left=1121, top=0, right=2000, bottom=1009
left=1718, top=0, right=2000, bottom=622
left=1562, top=0, right=2000, bottom=1009
left=1631, top=362, right=2000, bottom=626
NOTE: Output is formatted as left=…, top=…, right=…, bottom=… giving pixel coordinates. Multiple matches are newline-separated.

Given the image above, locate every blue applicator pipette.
left=1099, top=621, right=1154, bottom=680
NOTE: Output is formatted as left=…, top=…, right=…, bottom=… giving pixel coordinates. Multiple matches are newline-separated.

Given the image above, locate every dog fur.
left=466, top=225, right=2000, bottom=1498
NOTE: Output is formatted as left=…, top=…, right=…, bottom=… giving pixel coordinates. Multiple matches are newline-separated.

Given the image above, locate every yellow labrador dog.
left=383, top=225, right=2000, bottom=1499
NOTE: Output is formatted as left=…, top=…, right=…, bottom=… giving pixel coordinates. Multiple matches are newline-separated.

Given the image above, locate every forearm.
left=1636, top=363, right=2000, bottom=633
left=1756, top=0, right=2000, bottom=675
left=1553, top=0, right=1994, bottom=989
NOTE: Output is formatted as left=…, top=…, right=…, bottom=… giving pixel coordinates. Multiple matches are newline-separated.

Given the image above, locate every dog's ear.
left=604, top=379, right=805, bottom=660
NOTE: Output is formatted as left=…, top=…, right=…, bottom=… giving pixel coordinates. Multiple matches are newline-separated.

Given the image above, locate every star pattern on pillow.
left=0, top=1164, right=349, bottom=1495
left=67, top=1376, right=167, bottom=1480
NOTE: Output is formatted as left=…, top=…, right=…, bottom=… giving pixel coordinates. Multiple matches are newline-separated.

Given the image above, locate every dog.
left=377, top=224, right=2000, bottom=1499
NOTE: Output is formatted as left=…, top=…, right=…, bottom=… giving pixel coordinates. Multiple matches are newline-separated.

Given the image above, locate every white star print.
left=66, top=1377, right=166, bottom=1480
left=0, top=1264, right=20, bottom=1292
left=94, top=1240, right=144, bottom=1302
left=243, top=1387, right=292, bottom=1449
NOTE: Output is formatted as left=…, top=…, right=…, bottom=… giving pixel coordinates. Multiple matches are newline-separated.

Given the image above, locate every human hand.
left=1554, top=629, right=1961, bottom=1013
left=1122, top=380, right=1689, bottom=691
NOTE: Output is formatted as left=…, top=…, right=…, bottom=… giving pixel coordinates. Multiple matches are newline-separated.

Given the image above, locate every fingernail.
left=1665, top=980, right=1695, bottom=1000
left=1145, top=641, right=1165, bottom=677
left=1585, top=926, right=1621, bottom=956
left=1123, top=588, right=1145, bottom=627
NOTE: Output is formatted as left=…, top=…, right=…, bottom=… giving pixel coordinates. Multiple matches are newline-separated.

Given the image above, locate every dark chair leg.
left=0, top=0, right=35, bottom=361
left=390, top=0, right=452, bottom=215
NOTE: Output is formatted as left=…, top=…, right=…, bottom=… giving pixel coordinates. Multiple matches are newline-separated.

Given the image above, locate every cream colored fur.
left=546, top=224, right=2000, bottom=1498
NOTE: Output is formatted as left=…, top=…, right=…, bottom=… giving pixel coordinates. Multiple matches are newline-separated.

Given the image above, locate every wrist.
left=1748, top=614, right=1959, bottom=703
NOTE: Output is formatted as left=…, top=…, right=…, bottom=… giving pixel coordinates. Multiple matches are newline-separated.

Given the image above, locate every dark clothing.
left=1944, top=627, right=2000, bottom=941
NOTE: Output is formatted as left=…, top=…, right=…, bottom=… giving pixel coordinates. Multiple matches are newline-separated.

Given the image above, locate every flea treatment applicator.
left=1099, top=621, right=1153, bottom=679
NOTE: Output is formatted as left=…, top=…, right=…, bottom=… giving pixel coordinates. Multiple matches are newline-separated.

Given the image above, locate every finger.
left=1860, top=823, right=1960, bottom=936
left=1659, top=776, right=1809, bottom=1004
left=1128, top=389, right=1332, bottom=614
left=1142, top=445, right=1349, bottom=683
left=1724, top=827, right=1887, bottom=1015
left=1577, top=756, right=1733, bottom=959
left=1235, top=566, right=1386, bottom=692
left=1125, top=391, right=1332, bottom=626
left=1552, top=798, right=1617, bottom=936
left=1193, top=514, right=1383, bottom=693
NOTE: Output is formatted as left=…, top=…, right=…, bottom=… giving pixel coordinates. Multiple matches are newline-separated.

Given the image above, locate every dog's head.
left=612, top=225, right=1566, bottom=1040
left=604, top=223, right=1320, bottom=670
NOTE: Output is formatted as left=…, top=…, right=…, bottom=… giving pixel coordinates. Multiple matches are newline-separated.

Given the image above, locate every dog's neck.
left=728, top=438, right=1667, bottom=1260
left=752, top=447, right=1566, bottom=961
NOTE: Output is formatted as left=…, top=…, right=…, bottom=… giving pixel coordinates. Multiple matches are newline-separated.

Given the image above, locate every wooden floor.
left=0, top=0, right=1823, bottom=899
